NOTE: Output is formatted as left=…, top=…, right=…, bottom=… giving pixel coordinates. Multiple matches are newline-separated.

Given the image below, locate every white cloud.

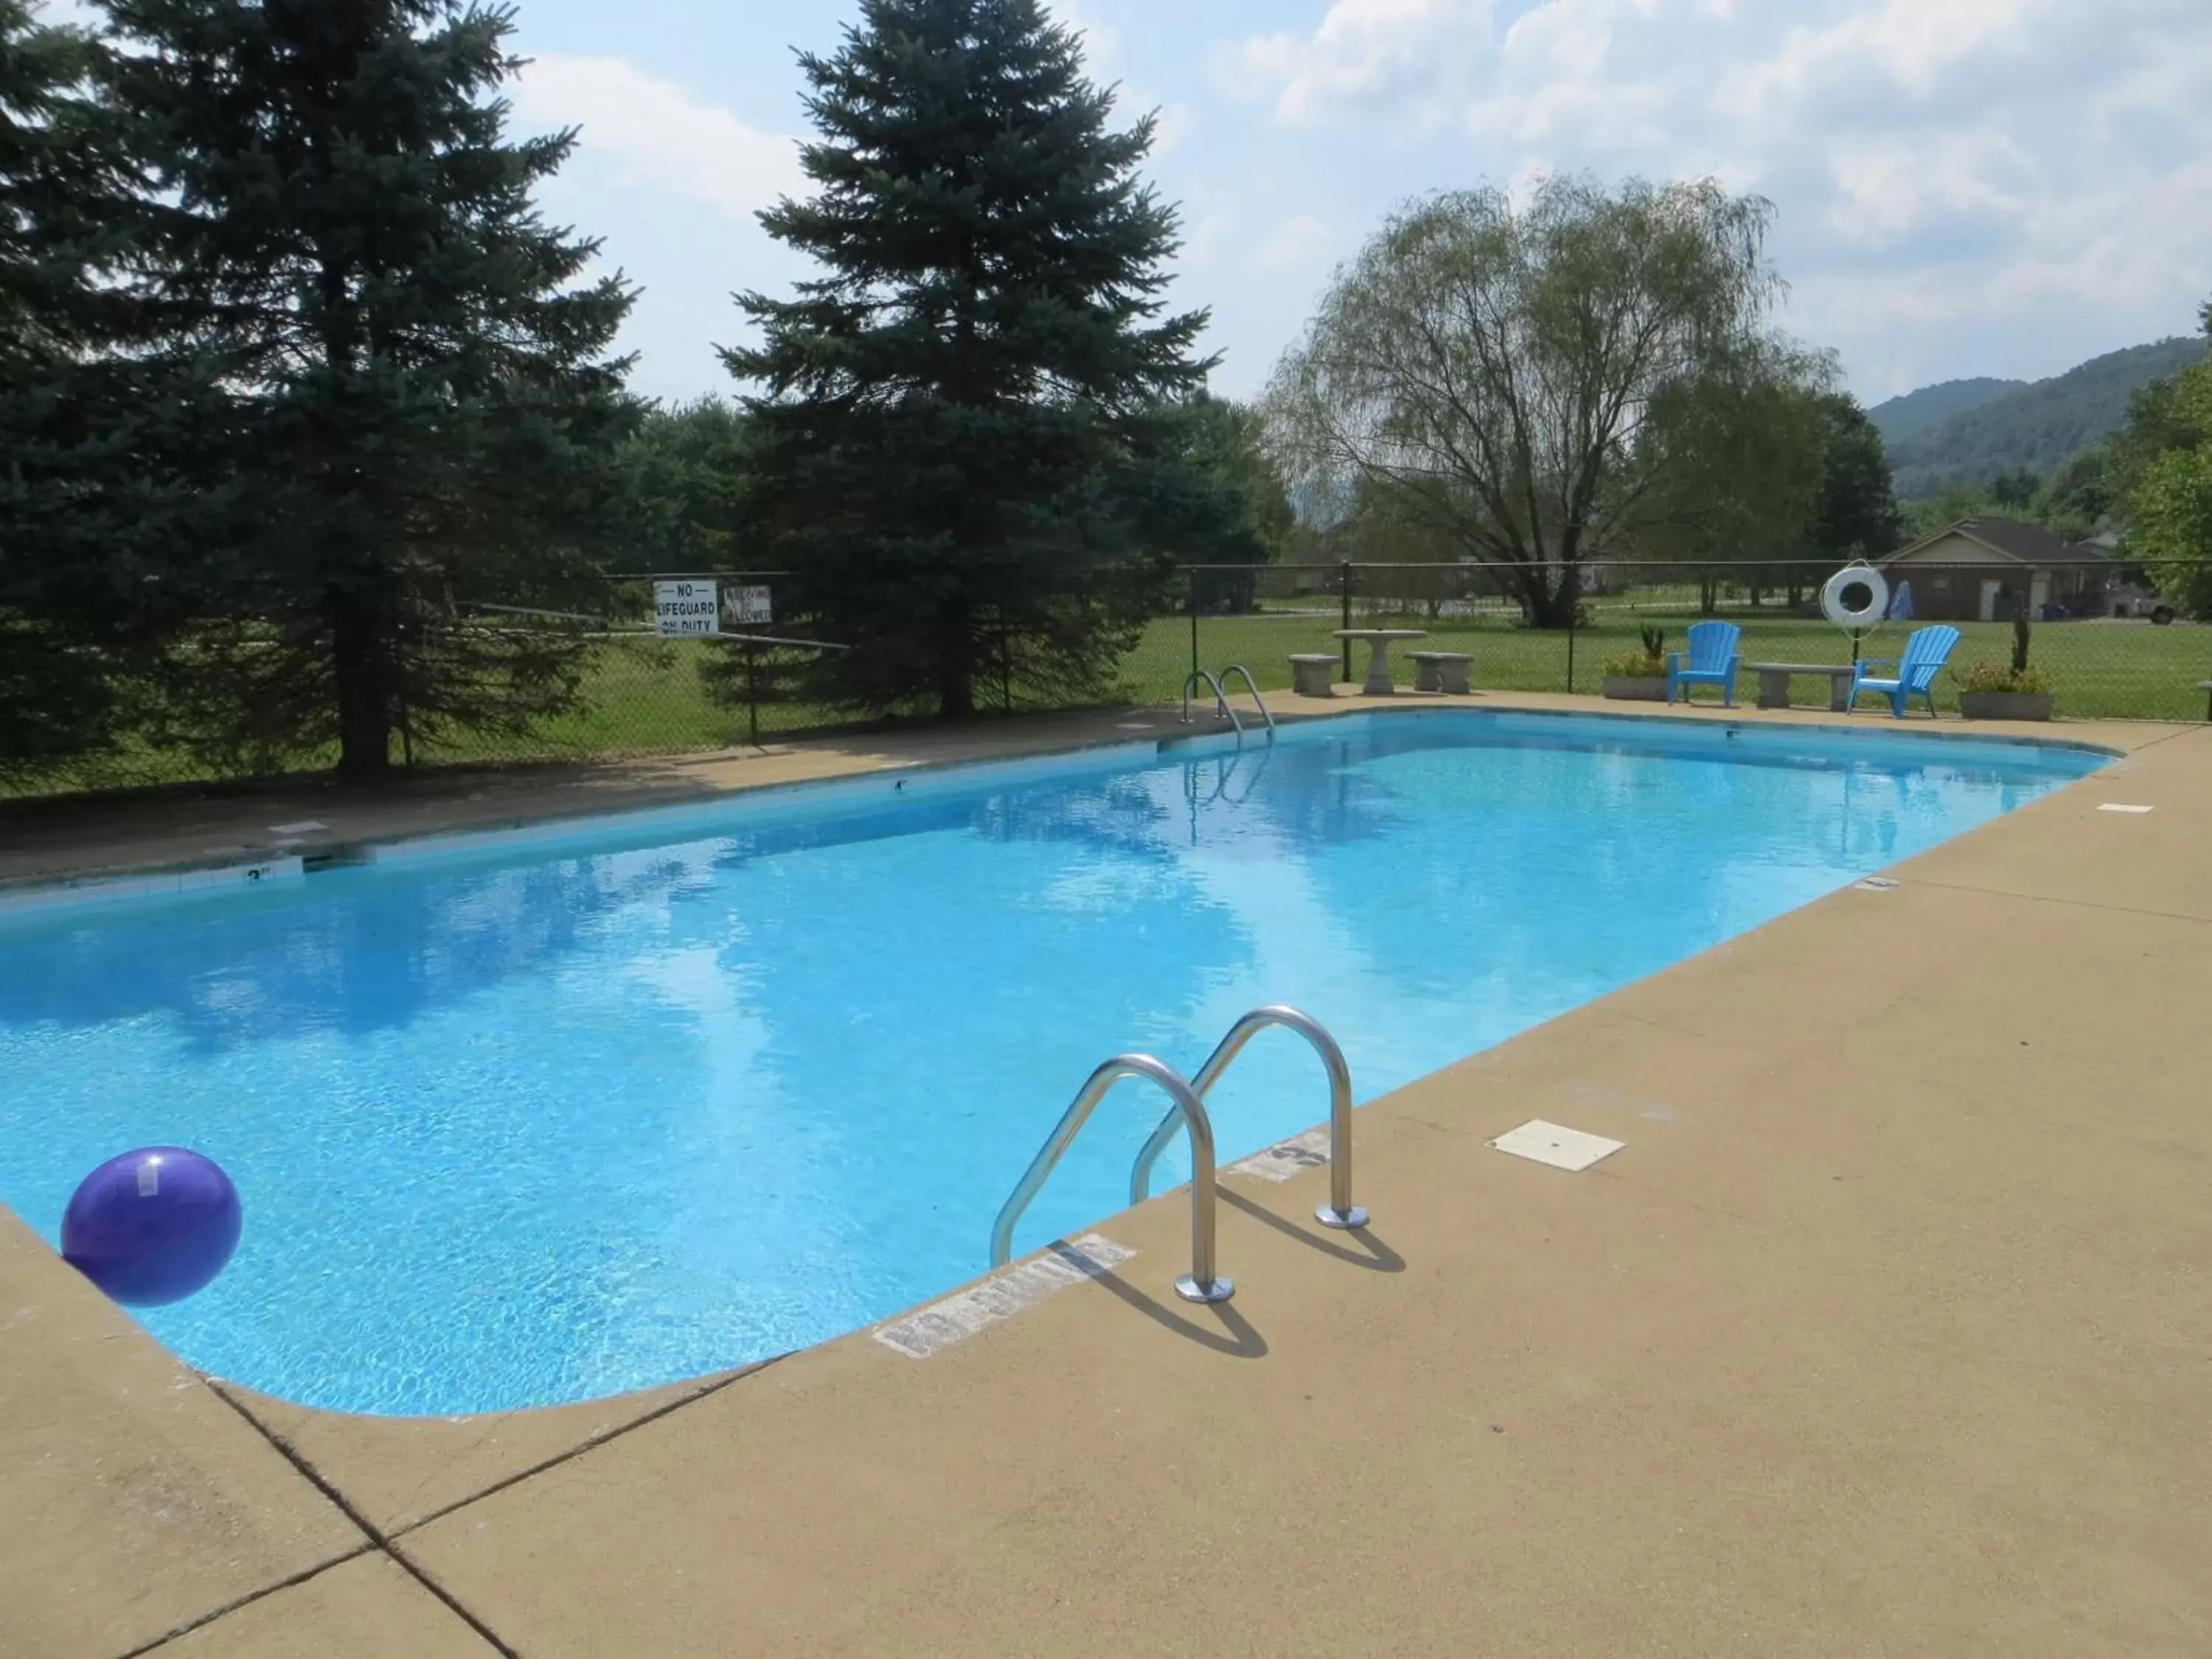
left=1150, top=103, right=1197, bottom=156
left=1183, top=212, right=1233, bottom=268
left=1228, top=0, right=1497, bottom=125
left=511, top=53, right=804, bottom=220
left=1826, top=129, right=2037, bottom=248
left=1047, top=0, right=1119, bottom=69
left=1254, top=214, right=1337, bottom=270
left=1223, top=0, right=2212, bottom=397
left=1732, top=0, right=2040, bottom=112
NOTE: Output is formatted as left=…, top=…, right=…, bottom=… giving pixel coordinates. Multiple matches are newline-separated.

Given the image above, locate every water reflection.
left=0, top=715, right=2100, bottom=1413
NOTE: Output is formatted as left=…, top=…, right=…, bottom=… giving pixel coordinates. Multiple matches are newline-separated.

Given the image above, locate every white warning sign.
left=653, top=580, right=719, bottom=637
left=725, top=585, right=773, bottom=626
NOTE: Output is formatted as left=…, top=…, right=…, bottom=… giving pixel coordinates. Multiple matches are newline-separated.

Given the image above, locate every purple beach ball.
left=60, top=1147, right=242, bottom=1307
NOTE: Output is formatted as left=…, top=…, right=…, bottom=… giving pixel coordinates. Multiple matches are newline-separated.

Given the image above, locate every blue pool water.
left=0, top=712, right=2103, bottom=1413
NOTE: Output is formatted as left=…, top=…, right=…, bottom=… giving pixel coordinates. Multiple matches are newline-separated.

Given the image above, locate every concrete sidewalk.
left=4, top=706, right=2208, bottom=1657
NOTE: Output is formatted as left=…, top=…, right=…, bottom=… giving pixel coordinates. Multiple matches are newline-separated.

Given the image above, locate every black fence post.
left=392, top=613, right=416, bottom=768
left=745, top=639, right=760, bottom=747
left=1566, top=591, right=1578, bottom=694
left=1188, top=566, right=1201, bottom=688
left=1340, top=562, right=1354, bottom=682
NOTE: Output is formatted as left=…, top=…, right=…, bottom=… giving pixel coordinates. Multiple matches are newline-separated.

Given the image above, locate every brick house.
left=1877, top=518, right=2110, bottom=622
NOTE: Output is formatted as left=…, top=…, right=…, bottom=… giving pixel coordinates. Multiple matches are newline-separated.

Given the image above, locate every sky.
left=80, top=0, right=2212, bottom=408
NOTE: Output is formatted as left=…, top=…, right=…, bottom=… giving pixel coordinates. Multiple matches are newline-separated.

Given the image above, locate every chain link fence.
left=1179, top=559, right=2212, bottom=723
left=7, top=558, right=2210, bottom=802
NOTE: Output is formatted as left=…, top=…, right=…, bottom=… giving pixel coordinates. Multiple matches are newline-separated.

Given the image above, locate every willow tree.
left=728, top=0, right=1213, bottom=718
left=1268, top=176, right=1786, bottom=627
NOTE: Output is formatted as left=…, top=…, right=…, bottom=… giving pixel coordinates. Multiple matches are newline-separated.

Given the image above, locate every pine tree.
left=0, top=0, right=155, bottom=776
left=726, top=0, right=1212, bottom=718
left=102, top=0, right=636, bottom=777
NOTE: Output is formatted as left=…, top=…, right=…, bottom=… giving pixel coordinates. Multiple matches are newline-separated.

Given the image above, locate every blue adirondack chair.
left=1848, top=625, right=1961, bottom=717
left=1666, top=620, right=1741, bottom=706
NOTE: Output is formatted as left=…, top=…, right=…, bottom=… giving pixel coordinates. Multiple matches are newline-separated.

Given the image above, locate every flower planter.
left=1958, top=689, right=2055, bottom=721
left=1601, top=675, right=1668, bottom=702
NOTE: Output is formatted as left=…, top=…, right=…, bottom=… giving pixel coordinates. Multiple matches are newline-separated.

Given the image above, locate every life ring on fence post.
left=1820, top=564, right=1890, bottom=631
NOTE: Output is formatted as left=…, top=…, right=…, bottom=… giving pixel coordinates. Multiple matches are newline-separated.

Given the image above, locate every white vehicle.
left=2105, top=581, right=2178, bottom=625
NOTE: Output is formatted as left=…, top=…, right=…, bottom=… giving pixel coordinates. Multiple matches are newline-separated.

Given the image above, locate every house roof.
left=1881, top=517, right=2103, bottom=567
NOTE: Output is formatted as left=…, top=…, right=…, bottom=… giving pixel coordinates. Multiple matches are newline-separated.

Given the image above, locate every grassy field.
left=1, top=639, right=784, bottom=799
left=9, top=605, right=2208, bottom=801
left=1151, top=605, right=2212, bottom=723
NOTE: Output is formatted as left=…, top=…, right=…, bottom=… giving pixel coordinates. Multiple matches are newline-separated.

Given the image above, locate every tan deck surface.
left=3, top=695, right=2208, bottom=1656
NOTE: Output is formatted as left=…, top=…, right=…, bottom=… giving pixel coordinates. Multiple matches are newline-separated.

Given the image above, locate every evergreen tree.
left=1169, top=394, right=1292, bottom=614
left=102, top=0, right=636, bottom=776
left=0, top=0, right=161, bottom=776
left=726, top=0, right=1211, bottom=718
left=613, top=398, right=752, bottom=575
left=1807, top=392, right=1904, bottom=559
left=1637, top=339, right=1832, bottom=614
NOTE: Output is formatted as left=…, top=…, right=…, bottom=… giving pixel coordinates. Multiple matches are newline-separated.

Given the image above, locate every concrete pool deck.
left=3, top=695, right=2209, bottom=1656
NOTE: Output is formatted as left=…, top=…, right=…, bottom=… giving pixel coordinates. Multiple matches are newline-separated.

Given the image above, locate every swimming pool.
left=0, top=712, right=2105, bottom=1413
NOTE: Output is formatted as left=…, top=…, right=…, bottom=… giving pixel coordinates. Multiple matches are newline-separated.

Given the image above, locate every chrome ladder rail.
left=990, top=1053, right=1234, bottom=1304
left=1180, top=669, right=1243, bottom=734
left=1130, top=1006, right=1367, bottom=1231
left=1218, top=664, right=1276, bottom=735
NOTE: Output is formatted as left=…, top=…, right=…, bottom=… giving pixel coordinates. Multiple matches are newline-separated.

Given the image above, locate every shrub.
left=1605, top=625, right=1668, bottom=677
left=1955, top=661, right=2053, bottom=695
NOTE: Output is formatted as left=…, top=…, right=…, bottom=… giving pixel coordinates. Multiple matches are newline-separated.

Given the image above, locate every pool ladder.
left=988, top=1006, right=1362, bottom=1304
left=1181, top=666, right=1275, bottom=738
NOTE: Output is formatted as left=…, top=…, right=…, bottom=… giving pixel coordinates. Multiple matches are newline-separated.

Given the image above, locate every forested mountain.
left=1880, top=338, right=2208, bottom=499
left=1865, top=378, right=2024, bottom=447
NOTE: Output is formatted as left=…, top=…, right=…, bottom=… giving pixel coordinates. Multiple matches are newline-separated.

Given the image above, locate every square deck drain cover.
left=1489, top=1119, right=1624, bottom=1173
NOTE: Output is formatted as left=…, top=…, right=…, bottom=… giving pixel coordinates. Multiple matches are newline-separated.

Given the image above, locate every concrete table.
left=1334, top=629, right=1428, bottom=695
left=1747, top=661, right=1857, bottom=712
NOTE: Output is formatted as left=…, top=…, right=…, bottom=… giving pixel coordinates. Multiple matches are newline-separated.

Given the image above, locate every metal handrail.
left=990, top=1053, right=1234, bottom=1304
left=1130, top=1006, right=1367, bottom=1231
left=1218, top=664, right=1276, bottom=734
left=1180, top=669, right=1242, bottom=734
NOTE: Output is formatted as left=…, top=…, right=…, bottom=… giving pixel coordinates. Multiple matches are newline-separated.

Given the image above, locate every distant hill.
left=1867, top=378, right=2025, bottom=447
left=1883, top=337, right=2208, bottom=500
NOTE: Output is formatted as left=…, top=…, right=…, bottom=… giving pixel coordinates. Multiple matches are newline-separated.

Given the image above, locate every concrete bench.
left=1290, top=654, right=1338, bottom=698
left=1748, top=661, right=1856, bottom=712
left=2198, top=680, right=2211, bottom=723
left=1408, top=650, right=1474, bottom=695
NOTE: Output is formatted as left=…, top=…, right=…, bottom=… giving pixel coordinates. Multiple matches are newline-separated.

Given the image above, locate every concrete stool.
left=1290, top=654, right=1338, bottom=698
left=1408, top=650, right=1474, bottom=695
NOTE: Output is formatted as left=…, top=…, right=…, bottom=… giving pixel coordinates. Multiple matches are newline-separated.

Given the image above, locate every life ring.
left=1821, top=565, right=1890, bottom=630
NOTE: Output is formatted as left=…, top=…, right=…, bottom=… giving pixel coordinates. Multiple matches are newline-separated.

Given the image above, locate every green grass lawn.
left=1, top=639, right=790, bottom=799
left=10, top=606, right=2208, bottom=801
left=1147, top=606, right=2212, bottom=723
